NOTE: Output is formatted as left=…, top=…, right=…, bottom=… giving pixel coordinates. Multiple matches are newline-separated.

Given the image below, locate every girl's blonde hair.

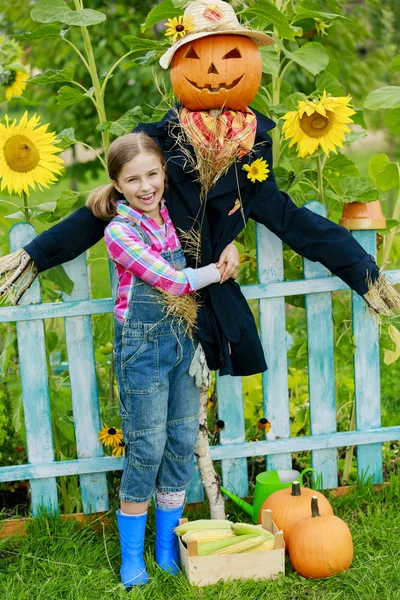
left=86, top=132, right=166, bottom=221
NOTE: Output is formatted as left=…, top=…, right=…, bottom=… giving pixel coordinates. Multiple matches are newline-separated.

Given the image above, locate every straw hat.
left=160, top=0, right=274, bottom=69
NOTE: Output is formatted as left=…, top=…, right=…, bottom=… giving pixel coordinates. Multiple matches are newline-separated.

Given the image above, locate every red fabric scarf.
left=179, top=106, right=257, bottom=164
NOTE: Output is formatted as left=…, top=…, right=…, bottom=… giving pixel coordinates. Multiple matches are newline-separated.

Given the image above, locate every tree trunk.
left=194, top=385, right=226, bottom=519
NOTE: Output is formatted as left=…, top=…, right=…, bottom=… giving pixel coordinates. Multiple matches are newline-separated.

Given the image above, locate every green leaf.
left=390, top=54, right=400, bottom=73
left=242, top=1, right=295, bottom=40
left=385, top=108, right=400, bottom=136
left=316, top=72, right=344, bottom=96
left=5, top=202, right=57, bottom=220
left=0, top=332, right=16, bottom=377
left=368, top=154, right=399, bottom=192
left=259, top=46, right=279, bottom=77
left=141, top=0, right=182, bottom=32
left=340, top=177, right=384, bottom=202
left=122, top=35, right=168, bottom=55
left=293, top=7, right=347, bottom=21
left=31, top=0, right=106, bottom=27
left=48, top=190, right=84, bottom=222
left=364, top=87, right=400, bottom=111
left=46, top=331, right=59, bottom=354
left=97, top=106, right=151, bottom=136
left=284, top=42, right=329, bottom=76
left=46, top=265, right=74, bottom=295
left=56, top=85, right=84, bottom=106
left=29, top=67, right=74, bottom=85
left=344, top=130, right=367, bottom=144
left=351, top=107, right=367, bottom=129
left=377, top=219, right=399, bottom=232
left=15, top=24, right=61, bottom=41
left=324, top=153, right=360, bottom=194
left=249, top=86, right=270, bottom=114
left=55, top=127, right=77, bottom=150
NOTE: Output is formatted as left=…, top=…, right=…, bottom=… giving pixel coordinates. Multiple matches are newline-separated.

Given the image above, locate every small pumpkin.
left=170, top=34, right=262, bottom=111
left=289, top=496, right=354, bottom=578
left=258, top=481, right=333, bottom=551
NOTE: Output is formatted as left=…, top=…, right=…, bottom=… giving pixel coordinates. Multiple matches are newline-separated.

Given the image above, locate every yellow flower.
left=5, top=70, right=29, bottom=101
left=165, top=15, right=195, bottom=43
left=314, top=19, right=331, bottom=37
left=281, top=90, right=355, bottom=158
left=0, top=112, right=64, bottom=196
left=98, top=425, right=124, bottom=448
left=242, top=158, right=270, bottom=183
left=112, top=440, right=126, bottom=458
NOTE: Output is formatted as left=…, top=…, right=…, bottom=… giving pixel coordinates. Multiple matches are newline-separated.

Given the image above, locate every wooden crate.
left=178, top=509, right=285, bottom=587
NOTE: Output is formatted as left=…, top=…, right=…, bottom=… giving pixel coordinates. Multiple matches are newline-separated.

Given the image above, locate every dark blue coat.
left=24, top=108, right=379, bottom=376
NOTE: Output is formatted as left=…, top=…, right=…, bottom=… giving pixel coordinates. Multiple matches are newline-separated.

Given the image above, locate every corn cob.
left=174, top=519, right=232, bottom=536
left=242, top=538, right=275, bottom=553
left=197, top=533, right=266, bottom=556
left=231, top=523, right=275, bottom=541
left=182, top=529, right=236, bottom=544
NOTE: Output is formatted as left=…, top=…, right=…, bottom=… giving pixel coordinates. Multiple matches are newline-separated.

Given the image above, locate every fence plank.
left=2, top=424, right=399, bottom=482
left=256, top=224, right=291, bottom=470
left=352, top=230, right=382, bottom=483
left=9, top=224, right=58, bottom=515
left=303, top=202, right=338, bottom=490
left=63, top=255, right=109, bottom=513
left=217, top=375, right=248, bottom=497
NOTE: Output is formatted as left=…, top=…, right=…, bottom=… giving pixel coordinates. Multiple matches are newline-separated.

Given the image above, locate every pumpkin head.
left=259, top=481, right=333, bottom=552
left=170, top=34, right=262, bottom=111
left=289, top=496, right=354, bottom=579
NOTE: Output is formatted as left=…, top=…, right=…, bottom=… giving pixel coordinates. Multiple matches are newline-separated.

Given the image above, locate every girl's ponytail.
left=86, top=183, right=118, bottom=221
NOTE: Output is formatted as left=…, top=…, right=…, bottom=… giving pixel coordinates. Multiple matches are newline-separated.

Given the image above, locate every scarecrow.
left=1, top=0, right=399, bottom=377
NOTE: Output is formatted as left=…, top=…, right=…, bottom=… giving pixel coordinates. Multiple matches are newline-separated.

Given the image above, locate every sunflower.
left=98, top=425, right=124, bottom=448
left=242, top=158, right=270, bottom=183
left=5, top=70, right=29, bottom=101
left=112, top=440, right=126, bottom=458
left=165, top=15, right=195, bottom=43
left=281, top=90, right=355, bottom=158
left=0, top=112, right=64, bottom=196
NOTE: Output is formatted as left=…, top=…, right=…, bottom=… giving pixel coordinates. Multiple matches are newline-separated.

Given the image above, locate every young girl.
left=87, top=132, right=238, bottom=588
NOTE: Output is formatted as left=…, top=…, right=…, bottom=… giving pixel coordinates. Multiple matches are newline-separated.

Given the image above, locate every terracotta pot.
left=339, top=200, right=386, bottom=230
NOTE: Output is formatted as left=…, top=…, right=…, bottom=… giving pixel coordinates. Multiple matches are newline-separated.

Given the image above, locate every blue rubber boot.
left=116, top=510, right=149, bottom=588
left=155, top=505, right=183, bottom=574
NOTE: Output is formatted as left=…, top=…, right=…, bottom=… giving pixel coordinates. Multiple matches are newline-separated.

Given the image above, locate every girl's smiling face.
left=112, top=152, right=165, bottom=222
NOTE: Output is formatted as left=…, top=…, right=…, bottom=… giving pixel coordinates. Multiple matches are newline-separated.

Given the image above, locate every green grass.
left=1, top=476, right=400, bottom=600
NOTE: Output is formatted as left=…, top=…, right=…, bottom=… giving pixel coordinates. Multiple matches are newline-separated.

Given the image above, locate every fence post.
left=256, top=224, right=292, bottom=470
left=303, top=202, right=338, bottom=490
left=352, top=230, right=382, bottom=483
left=63, top=255, right=109, bottom=513
left=10, top=223, right=58, bottom=515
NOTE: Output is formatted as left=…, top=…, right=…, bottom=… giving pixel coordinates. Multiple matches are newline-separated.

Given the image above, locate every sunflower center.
left=175, top=24, right=184, bottom=31
left=250, top=166, right=259, bottom=175
left=108, top=427, right=117, bottom=435
left=4, top=135, right=40, bottom=173
left=300, top=110, right=334, bottom=138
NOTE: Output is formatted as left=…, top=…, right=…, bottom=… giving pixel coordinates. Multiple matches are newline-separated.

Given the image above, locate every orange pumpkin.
left=289, top=496, right=354, bottom=578
left=259, top=481, right=333, bottom=551
left=170, top=34, right=262, bottom=111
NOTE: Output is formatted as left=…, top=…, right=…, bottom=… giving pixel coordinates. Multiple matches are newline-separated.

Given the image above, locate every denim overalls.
left=113, top=222, right=200, bottom=503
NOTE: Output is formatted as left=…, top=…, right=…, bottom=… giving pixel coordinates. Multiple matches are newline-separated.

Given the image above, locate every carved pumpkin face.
left=170, top=34, right=262, bottom=111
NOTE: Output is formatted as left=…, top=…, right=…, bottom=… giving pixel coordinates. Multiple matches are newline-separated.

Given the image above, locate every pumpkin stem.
left=311, top=495, right=321, bottom=518
left=291, top=481, right=301, bottom=496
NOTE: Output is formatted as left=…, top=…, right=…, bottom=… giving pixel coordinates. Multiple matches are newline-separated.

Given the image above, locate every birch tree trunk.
left=194, top=385, right=226, bottom=519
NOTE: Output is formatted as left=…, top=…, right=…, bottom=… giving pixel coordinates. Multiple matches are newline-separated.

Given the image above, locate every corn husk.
left=364, top=273, right=400, bottom=319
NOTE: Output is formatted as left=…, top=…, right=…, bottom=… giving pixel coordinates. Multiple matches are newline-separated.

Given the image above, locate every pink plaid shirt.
left=105, top=200, right=195, bottom=323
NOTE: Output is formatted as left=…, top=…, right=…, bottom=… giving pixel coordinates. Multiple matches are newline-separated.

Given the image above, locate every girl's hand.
left=216, top=242, right=240, bottom=283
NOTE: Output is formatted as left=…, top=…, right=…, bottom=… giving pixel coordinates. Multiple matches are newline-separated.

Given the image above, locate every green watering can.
left=221, top=468, right=318, bottom=523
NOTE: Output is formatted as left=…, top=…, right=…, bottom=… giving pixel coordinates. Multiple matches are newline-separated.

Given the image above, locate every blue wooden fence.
left=1, top=201, right=400, bottom=516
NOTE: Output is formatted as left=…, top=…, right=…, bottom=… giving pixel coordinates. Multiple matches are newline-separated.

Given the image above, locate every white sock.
left=156, top=489, right=185, bottom=511
left=119, top=509, right=147, bottom=517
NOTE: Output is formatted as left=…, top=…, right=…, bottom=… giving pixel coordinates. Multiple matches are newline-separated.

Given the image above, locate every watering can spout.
left=220, top=486, right=254, bottom=519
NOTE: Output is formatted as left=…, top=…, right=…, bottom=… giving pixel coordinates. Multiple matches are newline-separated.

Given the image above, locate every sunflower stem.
left=316, top=154, right=325, bottom=205
left=22, top=191, right=30, bottom=223
left=101, top=50, right=135, bottom=96
left=75, top=0, right=110, bottom=160
left=381, top=163, right=400, bottom=267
